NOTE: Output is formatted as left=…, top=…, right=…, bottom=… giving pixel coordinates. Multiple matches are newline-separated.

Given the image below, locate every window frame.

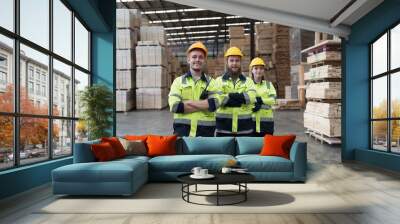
left=0, top=0, right=92, bottom=171
left=370, top=20, right=400, bottom=154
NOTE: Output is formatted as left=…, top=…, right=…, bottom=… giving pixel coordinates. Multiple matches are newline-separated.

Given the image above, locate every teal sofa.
left=52, top=137, right=307, bottom=196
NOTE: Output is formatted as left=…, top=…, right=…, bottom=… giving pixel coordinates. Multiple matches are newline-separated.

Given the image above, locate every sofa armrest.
left=289, top=141, right=307, bottom=181
left=73, top=140, right=100, bottom=163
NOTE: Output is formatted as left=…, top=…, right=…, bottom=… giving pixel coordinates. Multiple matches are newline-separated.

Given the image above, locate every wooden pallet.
left=305, top=128, right=341, bottom=145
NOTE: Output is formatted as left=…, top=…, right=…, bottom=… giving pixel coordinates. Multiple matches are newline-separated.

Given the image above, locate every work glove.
left=225, top=97, right=242, bottom=107
left=252, top=97, right=263, bottom=112
left=229, top=93, right=245, bottom=104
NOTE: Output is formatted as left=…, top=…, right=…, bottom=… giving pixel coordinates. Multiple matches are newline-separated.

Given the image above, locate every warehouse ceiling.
left=117, top=0, right=263, bottom=47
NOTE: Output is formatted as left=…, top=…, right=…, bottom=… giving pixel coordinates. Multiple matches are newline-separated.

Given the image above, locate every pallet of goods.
left=136, top=88, right=168, bottom=109
left=302, top=40, right=342, bottom=144
left=116, top=89, right=135, bottom=112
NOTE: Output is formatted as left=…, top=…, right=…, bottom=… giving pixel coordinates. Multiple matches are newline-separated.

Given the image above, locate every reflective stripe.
left=213, top=98, right=220, bottom=108
left=174, top=118, right=215, bottom=126
left=268, top=94, right=276, bottom=98
left=169, top=94, right=182, bottom=100
left=216, top=113, right=252, bottom=119
left=171, top=103, right=180, bottom=113
left=222, top=96, right=229, bottom=106
left=197, top=120, right=216, bottom=126
left=216, top=129, right=253, bottom=134
left=248, top=89, right=256, bottom=93
left=216, top=91, right=223, bottom=94
left=252, top=117, right=273, bottom=122
left=261, top=104, right=272, bottom=109
left=207, top=91, right=216, bottom=95
left=243, top=92, right=250, bottom=104
left=174, top=118, right=191, bottom=125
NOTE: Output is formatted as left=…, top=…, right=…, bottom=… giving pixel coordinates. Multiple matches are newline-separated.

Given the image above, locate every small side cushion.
left=91, top=142, right=118, bottom=162
left=119, top=138, right=147, bottom=156
left=101, top=137, right=127, bottom=158
left=146, top=135, right=177, bottom=157
left=260, top=135, right=296, bottom=159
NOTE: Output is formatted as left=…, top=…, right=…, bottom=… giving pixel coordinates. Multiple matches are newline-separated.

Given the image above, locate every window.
left=371, top=23, right=400, bottom=154
left=53, top=0, right=72, bottom=60
left=28, top=67, right=34, bottom=80
left=0, top=0, right=91, bottom=170
left=0, top=34, right=13, bottom=113
left=20, top=0, right=49, bottom=49
left=75, top=17, right=89, bottom=70
left=28, top=81, right=34, bottom=94
left=0, top=0, right=14, bottom=31
left=74, top=69, right=89, bottom=118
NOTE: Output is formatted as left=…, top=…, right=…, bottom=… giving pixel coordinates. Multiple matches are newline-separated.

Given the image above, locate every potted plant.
left=79, top=84, right=113, bottom=140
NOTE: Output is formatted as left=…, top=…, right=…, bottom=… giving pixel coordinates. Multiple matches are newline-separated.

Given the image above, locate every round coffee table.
left=177, top=172, right=255, bottom=206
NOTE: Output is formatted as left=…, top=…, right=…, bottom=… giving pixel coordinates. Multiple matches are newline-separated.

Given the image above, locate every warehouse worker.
left=168, top=41, right=219, bottom=137
left=214, top=47, right=256, bottom=136
left=249, top=57, right=277, bottom=136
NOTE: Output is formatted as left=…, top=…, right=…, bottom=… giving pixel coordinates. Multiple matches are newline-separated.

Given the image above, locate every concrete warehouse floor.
left=116, top=109, right=341, bottom=164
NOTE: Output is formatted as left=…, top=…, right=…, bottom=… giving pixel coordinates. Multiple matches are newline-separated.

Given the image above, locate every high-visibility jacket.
left=168, top=72, right=219, bottom=137
left=252, top=80, right=277, bottom=133
left=215, top=73, right=256, bottom=134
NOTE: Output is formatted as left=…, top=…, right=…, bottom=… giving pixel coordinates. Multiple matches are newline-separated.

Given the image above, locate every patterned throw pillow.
left=119, top=138, right=147, bottom=156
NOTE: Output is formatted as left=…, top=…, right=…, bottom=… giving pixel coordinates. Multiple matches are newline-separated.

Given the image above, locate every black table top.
left=177, top=172, right=255, bottom=185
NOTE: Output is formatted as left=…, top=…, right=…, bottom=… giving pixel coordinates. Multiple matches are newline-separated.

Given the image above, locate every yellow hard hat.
left=224, top=46, right=244, bottom=57
left=249, top=57, right=266, bottom=71
left=187, top=41, right=208, bottom=56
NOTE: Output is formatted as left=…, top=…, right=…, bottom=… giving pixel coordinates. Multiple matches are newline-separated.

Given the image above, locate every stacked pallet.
left=272, top=24, right=291, bottom=99
left=229, top=26, right=251, bottom=75
left=302, top=40, right=342, bottom=144
left=136, top=26, right=168, bottom=109
left=116, top=8, right=141, bottom=112
left=255, top=23, right=273, bottom=54
left=207, top=57, right=225, bottom=78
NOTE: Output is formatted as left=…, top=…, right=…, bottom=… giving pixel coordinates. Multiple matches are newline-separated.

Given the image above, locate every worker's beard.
left=227, top=67, right=242, bottom=77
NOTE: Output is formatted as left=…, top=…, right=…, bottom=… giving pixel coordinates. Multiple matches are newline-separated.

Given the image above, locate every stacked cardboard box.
left=255, top=23, right=273, bottom=55
left=207, top=57, right=225, bottom=78
left=116, top=8, right=141, bottom=112
left=272, top=24, right=291, bottom=99
left=135, top=26, right=168, bottom=109
left=229, top=26, right=251, bottom=74
left=302, top=40, right=342, bottom=143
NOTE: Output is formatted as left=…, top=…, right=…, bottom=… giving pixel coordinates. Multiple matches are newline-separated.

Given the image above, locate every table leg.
left=217, top=184, right=219, bottom=206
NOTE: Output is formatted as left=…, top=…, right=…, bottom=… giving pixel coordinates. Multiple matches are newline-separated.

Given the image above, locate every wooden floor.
left=1, top=110, right=399, bottom=223
left=0, top=161, right=400, bottom=224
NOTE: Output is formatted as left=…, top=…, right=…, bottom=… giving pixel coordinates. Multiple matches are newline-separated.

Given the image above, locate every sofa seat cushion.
left=149, top=155, right=235, bottom=172
left=53, top=159, right=147, bottom=183
left=236, top=155, right=293, bottom=172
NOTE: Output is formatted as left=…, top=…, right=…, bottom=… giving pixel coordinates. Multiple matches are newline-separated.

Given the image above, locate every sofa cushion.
left=91, top=142, right=118, bottom=161
left=53, top=158, right=147, bottom=183
left=236, top=155, right=293, bottom=172
left=260, top=135, right=296, bottom=159
left=149, top=154, right=235, bottom=172
left=119, top=138, right=147, bottom=156
left=101, top=137, right=127, bottom=158
left=181, top=137, right=235, bottom=155
left=236, top=137, right=263, bottom=155
left=147, top=135, right=178, bottom=157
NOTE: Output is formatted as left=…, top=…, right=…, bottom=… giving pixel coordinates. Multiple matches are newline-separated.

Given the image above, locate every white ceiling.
left=167, top=0, right=384, bottom=38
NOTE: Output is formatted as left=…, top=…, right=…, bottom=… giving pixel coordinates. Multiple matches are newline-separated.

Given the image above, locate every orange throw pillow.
left=91, top=142, right=117, bottom=162
left=146, top=135, right=177, bottom=157
left=260, top=134, right=296, bottom=159
left=101, top=137, right=127, bottom=158
left=124, top=135, right=148, bottom=142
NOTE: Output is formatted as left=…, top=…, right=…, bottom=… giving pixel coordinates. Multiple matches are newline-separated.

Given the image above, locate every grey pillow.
left=119, top=138, right=147, bottom=156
